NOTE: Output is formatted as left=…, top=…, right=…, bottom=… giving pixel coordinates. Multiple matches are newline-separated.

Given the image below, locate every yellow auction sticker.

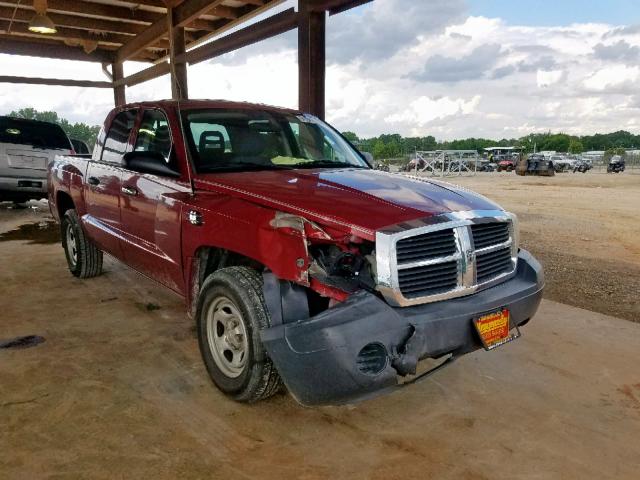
left=474, top=309, right=513, bottom=350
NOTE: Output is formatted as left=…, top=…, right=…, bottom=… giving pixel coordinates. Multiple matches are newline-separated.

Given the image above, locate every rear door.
left=119, top=108, right=189, bottom=294
left=83, top=109, right=137, bottom=257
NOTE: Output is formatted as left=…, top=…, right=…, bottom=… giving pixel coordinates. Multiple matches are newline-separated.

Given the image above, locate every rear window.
left=0, top=117, right=71, bottom=150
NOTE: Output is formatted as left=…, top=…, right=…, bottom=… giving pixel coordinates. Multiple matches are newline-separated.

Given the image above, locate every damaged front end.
left=260, top=249, right=544, bottom=406
left=268, top=211, right=378, bottom=306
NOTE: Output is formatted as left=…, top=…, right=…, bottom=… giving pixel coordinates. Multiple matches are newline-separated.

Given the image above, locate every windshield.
left=0, top=117, right=71, bottom=150
left=181, top=108, right=369, bottom=173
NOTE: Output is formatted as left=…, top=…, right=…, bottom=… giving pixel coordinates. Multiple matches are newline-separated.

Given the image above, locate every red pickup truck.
left=48, top=100, right=544, bottom=406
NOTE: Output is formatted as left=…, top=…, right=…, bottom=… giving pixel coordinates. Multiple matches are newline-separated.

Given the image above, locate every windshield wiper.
left=293, top=160, right=367, bottom=169
left=200, top=161, right=295, bottom=173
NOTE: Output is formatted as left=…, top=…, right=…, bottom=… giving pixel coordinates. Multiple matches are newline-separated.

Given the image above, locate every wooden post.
left=298, top=0, right=325, bottom=119
left=168, top=7, right=189, bottom=100
left=112, top=62, right=126, bottom=106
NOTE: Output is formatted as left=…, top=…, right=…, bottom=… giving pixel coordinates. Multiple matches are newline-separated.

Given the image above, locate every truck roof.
left=116, top=99, right=302, bottom=115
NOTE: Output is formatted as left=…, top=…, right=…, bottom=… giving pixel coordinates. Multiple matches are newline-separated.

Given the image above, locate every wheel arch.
left=187, top=245, right=267, bottom=318
left=56, top=190, right=75, bottom=221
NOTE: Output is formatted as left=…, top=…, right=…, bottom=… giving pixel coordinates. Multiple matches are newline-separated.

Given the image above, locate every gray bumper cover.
left=261, top=249, right=544, bottom=406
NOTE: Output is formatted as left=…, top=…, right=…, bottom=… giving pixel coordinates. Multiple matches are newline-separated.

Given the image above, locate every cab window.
left=134, top=109, right=172, bottom=162
left=101, top=110, right=137, bottom=164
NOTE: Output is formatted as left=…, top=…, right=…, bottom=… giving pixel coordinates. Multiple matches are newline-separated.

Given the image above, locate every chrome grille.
left=396, top=229, right=457, bottom=265
left=375, top=210, right=519, bottom=307
left=398, top=260, right=458, bottom=298
left=476, top=246, right=513, bottom=283
left=471, top=222, right=510, bottom=249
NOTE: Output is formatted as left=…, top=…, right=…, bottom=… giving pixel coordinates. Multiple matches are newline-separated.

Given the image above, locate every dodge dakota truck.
left=48, top=100, right=544, bottom=406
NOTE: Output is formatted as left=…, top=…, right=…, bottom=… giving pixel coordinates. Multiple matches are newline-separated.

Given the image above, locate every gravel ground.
left=2, top=171, right=638, bottom=322
left=1, top=174, right=640, bottom=479
left=432, top=171, right=640, bottom=322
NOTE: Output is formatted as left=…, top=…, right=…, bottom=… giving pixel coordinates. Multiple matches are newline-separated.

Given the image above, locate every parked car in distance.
left=402, top=157, right=426, bottom=171
left=1, top=116, right=73, bottom=203
left=550, top=155, right=576, bottom=172
left=497, top=158, right=515, bottom=172
left=70, top=138, right=91, bottom=156
left=516, top=154, right=555, bottom=176
left=607, top=155, right=625, bottom=173
left=48, top=100, right=544, bottom=406
left=572, top=157, right=592, bottom=173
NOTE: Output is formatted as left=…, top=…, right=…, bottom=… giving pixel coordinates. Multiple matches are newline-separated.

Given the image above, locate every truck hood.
left=193, top=168, right=501, bottom=239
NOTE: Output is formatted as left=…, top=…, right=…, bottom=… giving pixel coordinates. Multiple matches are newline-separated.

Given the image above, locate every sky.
left=1, top=0, right=640, bottom=140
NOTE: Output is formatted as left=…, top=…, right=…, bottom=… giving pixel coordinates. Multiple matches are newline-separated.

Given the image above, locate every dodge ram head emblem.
left=465, top=248, right=475, bottom=264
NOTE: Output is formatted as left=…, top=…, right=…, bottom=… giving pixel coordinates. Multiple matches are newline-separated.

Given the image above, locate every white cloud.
left=2, top=4, right=640, bottom=141
left=583, top=65, right=640, bottom=91
left=537, top=69, right=565, bottom=87
left=385, top=95, right=480, bottom=128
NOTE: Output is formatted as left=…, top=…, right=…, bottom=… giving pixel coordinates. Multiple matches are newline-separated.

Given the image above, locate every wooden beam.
left=116, top=0, right=226, bottom=62
left=1, top=20, right=134, bottom=47
left=0, top=75, right=112, bottom=88
left=298, top=1, right=325, bottom=118
left=121, top=0, right=177, bottom=8
left=0, top=6, right=148, bottom=35
left=305, top=0, right=373, bottom=14
left=115, top=18, right=167, bottom=61
left=114, top=62, right=171, bottom=88
left=327, top=0, right=372, bottom=15
left=173, top=0, right=226, bottom=26
left=44, top=0, right=161, bottom=23
left=206, top=5, right=240, bottom=20
left=0, top=35, right=114, bottom=62
left=112, top=62, right=126, bottom=106
left=171, top=0, right=284, bottom=59
left=168, top=7, right=188, bottom=99
left=180, top=7, right=298, bottom=65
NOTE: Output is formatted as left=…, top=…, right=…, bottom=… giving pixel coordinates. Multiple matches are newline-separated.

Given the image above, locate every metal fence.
left=411, top=150, right=480, bottom=177
left=589, top=153, right=640, bottom=172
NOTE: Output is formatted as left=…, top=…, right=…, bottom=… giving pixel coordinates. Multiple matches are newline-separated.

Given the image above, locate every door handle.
left=121, top=186, right=138, bottom=196
left=87, top=176, right=100, bottom=186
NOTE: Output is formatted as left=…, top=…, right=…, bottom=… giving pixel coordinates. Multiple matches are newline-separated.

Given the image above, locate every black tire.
left=196, top=266, right=283, bottom=403
left=61, top=209, right=103, bottom=278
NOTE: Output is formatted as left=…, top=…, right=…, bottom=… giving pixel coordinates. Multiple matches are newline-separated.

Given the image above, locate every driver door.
left=83, top=109, right=137, bottom=258
left=119, top=108, right=189, bottom=294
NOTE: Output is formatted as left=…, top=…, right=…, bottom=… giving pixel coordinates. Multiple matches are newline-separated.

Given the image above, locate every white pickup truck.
left=1, top=116, right=74, bottom=203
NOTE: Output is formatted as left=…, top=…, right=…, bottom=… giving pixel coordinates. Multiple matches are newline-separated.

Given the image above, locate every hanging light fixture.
left=29, top=0, right=57, bottom=34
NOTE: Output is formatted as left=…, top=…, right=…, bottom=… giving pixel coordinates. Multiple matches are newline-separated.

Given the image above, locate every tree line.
left=4, top=108, right=638, bottom=159
left=342, top=130, right=640, bottom=160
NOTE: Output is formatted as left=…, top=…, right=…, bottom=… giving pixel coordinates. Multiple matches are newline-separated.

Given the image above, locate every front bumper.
left=261, top=249, right=544, bottom=406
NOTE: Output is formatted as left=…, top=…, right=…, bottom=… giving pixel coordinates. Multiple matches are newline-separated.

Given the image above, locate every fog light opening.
left=356, top=342, right=388, bottom=375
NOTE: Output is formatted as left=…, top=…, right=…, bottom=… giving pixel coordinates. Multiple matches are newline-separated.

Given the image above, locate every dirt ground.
left=438, top=172, right=640, bottom=322
left=1, top=172, right=640, bottom=479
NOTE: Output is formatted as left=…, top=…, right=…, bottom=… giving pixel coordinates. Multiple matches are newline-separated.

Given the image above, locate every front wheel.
left=196, top=267, right=283, bottom=402
left=61, top=209, right=103, bottom=278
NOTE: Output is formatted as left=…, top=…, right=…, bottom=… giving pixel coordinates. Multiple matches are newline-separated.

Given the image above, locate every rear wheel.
left=196, top=267, right=282, bottom=403
left=61, top=209, right=103, bottom=278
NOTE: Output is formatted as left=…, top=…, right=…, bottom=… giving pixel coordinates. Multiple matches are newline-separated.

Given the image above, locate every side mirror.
left=361, top=151, right=374, bottom=164
left=123, top=151, right=180, bottom=178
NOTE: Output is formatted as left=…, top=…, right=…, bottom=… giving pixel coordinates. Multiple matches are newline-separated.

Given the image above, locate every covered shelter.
left=0, top=0, right=373, bottom=118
